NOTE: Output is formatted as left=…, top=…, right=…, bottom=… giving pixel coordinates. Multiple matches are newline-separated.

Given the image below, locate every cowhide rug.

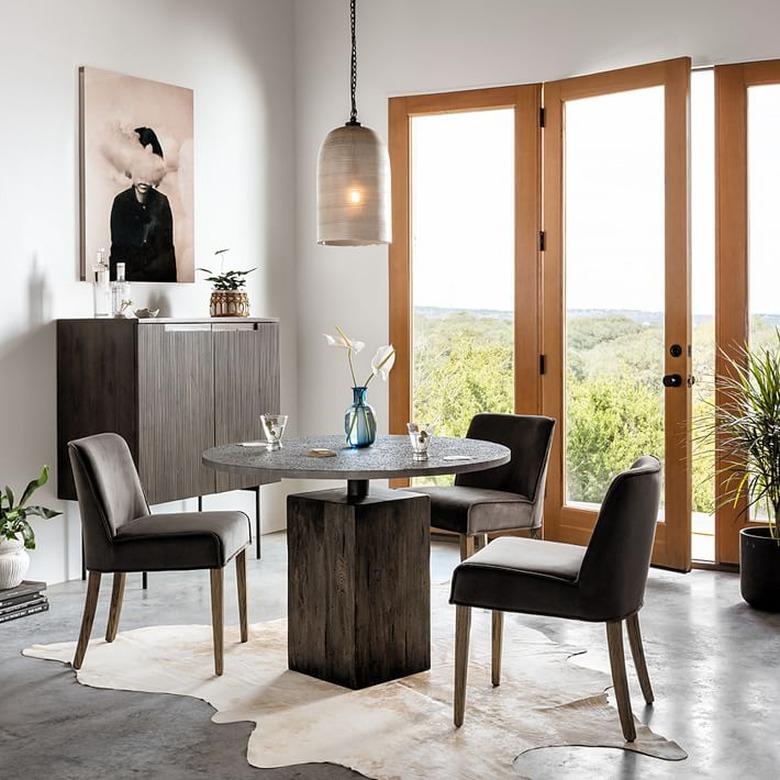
left=23, top=586, right=686, bottom=778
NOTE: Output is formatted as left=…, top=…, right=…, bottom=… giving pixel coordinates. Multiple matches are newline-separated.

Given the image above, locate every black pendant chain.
left=348, top=0, right=360, bottom=126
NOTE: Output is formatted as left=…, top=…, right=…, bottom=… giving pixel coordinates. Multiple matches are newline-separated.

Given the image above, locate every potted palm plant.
left=712, top=332, right=780, bottom=611
left=198, top=248, right=256, bottom=317
left=0, top=465, right=60, bottom=590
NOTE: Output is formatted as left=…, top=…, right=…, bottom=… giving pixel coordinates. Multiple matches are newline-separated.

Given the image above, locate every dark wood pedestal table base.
left=202, top=434, right=510, bottom=689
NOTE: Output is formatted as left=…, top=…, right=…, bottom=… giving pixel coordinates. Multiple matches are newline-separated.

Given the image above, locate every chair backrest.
left=68, top=433, right=149, bottom=566
left=578, top=456, right=662, bottom=618
left=455, top=414, right=556, bottom=503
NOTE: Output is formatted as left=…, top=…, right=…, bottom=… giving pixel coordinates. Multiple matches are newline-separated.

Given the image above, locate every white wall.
left=293, top=0, right=780, bottom=436
left=0, top=0, right=298, bottom=584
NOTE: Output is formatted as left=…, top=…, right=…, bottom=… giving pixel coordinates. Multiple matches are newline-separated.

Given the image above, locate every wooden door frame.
left=388, top=85, right=544, bottom=455
left=714, top=60, right=780, bottom=564
left=541, top=58, right=692, bottom=571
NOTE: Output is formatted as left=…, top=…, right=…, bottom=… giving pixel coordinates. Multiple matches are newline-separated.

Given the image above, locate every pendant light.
left=317, top=0, right=391, bottom=246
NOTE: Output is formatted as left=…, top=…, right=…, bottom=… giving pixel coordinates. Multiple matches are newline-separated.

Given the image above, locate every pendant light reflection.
left=316, top=0, right=391, bottom=246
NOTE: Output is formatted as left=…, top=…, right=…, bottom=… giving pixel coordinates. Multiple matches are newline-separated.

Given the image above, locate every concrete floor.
left=1, top=533, right=779, bottom=779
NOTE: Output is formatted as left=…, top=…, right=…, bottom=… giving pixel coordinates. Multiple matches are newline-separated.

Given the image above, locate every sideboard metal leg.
left=142, top=571, right=148, bottom=590
left=197, top=495, right=203, bottom=512
left=255, top=487, right=262, bottom=560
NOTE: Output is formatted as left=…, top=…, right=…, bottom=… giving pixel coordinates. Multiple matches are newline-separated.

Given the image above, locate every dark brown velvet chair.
left=413, top=414, right=555, bottom=558
left=68, top=433, right=251, bottom=676
left=450, top=455, right=661, bottom=741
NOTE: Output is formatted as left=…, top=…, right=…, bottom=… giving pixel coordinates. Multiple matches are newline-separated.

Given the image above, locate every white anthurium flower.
left=370, top=345, right=396, bottom=381
left=323, top=327, right=365, bottom=353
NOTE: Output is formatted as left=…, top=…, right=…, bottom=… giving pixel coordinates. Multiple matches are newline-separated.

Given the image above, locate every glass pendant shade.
left=317, top=124, right=391, bottom=246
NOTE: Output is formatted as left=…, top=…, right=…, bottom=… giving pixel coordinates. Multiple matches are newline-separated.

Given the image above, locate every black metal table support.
left=347, top=479, right=370, bottom=501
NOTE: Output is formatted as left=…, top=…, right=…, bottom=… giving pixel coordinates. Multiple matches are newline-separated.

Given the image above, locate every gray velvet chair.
left=413, top=414, right=555, bottom=557
left=68, top=433, right=251, bottom=676
left=450, top=455, right=661, bottom=742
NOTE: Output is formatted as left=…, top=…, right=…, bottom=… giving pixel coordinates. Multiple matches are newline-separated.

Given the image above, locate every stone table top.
left=202, top=434, right=510, bottom=481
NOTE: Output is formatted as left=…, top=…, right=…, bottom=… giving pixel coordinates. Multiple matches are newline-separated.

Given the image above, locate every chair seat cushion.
left=412, top=486, right=535, bottom=535
left=450, top=536, right=601, bottom=621
left=109, top=511, right=251, bottom=572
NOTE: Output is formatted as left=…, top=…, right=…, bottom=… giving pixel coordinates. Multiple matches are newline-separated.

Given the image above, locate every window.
left=411, top=109, right=515, bottom=468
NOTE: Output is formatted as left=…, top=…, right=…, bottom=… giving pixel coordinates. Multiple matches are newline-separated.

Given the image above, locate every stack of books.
left=0, top=580, right=49, bottom=624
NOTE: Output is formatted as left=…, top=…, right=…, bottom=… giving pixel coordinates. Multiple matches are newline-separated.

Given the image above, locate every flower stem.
left=347, top=348, right=358, bottom=387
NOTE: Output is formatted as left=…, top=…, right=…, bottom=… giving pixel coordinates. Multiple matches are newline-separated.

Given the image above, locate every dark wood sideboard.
left=57, top=318, right=281, bottom=506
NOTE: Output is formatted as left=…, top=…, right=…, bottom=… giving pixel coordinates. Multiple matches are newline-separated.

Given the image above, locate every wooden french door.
left=541, top=58, right=692, bottom=571
left=388, top=86, right=543, bottom=442
left=715, top=59, right=780, bottom=565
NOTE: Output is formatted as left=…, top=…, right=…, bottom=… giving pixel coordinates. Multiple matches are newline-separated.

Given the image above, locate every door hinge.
left=539, top=231, right=546, bottom=251
left=539, top=106, right=545, bottom=128
left=539, top=354, right=546, bottom=375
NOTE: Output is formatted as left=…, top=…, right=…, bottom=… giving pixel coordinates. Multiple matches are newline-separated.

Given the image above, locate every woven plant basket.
left=210, top=291, right=250, bottom=317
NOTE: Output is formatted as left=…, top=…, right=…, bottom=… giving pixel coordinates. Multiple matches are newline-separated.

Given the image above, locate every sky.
left=410, top=70, right=779, bottom=320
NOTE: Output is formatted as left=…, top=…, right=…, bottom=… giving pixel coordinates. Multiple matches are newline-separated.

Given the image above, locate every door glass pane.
left=563, top=87, right=666, bottom=509
left=411, top=109, right=515, bottom=485
left=748, top=85, right=780, bottom=347
left=691, top=69, right=716, bottom=561
left=747, top=84, right=780, bottom=521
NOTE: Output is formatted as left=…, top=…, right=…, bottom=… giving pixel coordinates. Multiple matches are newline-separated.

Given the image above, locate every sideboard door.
left=138, top=323, right=216, bottom=503
left=213, top=322, right=281, bottom=492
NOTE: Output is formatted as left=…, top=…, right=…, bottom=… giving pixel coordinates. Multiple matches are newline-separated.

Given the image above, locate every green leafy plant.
left=198, top=248, right=256, bottom=291
left=0, top=465, right=61, bottom=550
left=701, top=330, right=780, bottom=542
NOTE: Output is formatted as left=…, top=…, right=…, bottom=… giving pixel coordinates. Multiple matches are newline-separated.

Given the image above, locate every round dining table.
left=203, top=434, right=510, bottom=689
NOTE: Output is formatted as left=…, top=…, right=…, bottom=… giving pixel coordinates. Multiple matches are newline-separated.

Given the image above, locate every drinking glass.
left=407, top=422, right=435, bottom=461
left=261, top=414, right=288, bottom=451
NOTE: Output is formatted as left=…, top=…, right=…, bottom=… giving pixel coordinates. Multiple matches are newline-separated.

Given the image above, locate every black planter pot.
left=740, top=526, right=780, bottom=611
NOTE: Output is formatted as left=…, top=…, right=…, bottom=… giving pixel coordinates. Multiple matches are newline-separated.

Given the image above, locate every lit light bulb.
left=348, top=188, right=362, bottom=205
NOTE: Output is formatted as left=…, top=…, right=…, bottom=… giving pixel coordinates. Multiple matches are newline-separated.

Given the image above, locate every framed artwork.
left=79, top=66, right=194, bottom=282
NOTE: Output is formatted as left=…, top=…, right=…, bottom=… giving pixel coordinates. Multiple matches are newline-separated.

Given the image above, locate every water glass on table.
left=261, top=414, right=288, bottom=451
left=407, top=422, right=435, bottom=461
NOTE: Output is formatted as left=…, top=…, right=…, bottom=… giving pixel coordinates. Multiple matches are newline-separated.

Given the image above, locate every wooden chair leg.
left=626, top=613, right=654, bottom=704
left=105, top=572, right=126, bottom=642
left=454, top=605, right=472, bottom=727
left=459, top=535, right=475, bottom=561
left=236, top=549, right=248, bottom=643
left=606, top=620, right=636, bottom=742
left=491, top=610, right=503, bottom=687
left=73, top=571, right=102, bottom=670
left=210, top=568, right=224, bottom=676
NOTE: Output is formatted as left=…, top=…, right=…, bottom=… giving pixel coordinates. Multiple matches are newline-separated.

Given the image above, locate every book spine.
left=0, top=595, right=46, bottom=617
left=0, top=591, right=47, bottom=610
left=0, top=601, right=49, bottom=624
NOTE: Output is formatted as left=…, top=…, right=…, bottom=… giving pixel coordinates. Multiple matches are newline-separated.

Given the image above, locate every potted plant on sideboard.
left=0, top=466, right=60, bottom=590
left=198, top=248, right=256, bottom=317
left=713, top=331, right=780, bottom=611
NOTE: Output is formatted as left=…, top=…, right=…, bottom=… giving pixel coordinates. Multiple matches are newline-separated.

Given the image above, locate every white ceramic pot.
left=0, top=537, right=30, bottom=590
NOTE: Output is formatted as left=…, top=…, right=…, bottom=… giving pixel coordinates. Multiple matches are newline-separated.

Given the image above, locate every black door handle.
left=662, top=374, right=683, bottom=388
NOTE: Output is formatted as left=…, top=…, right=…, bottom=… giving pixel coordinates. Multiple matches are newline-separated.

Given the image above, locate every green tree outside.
left=412, top=307, right=724, bottom=513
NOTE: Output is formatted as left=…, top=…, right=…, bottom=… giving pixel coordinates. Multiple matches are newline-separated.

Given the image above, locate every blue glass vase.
left=345, top=386, right=377, bottom=448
